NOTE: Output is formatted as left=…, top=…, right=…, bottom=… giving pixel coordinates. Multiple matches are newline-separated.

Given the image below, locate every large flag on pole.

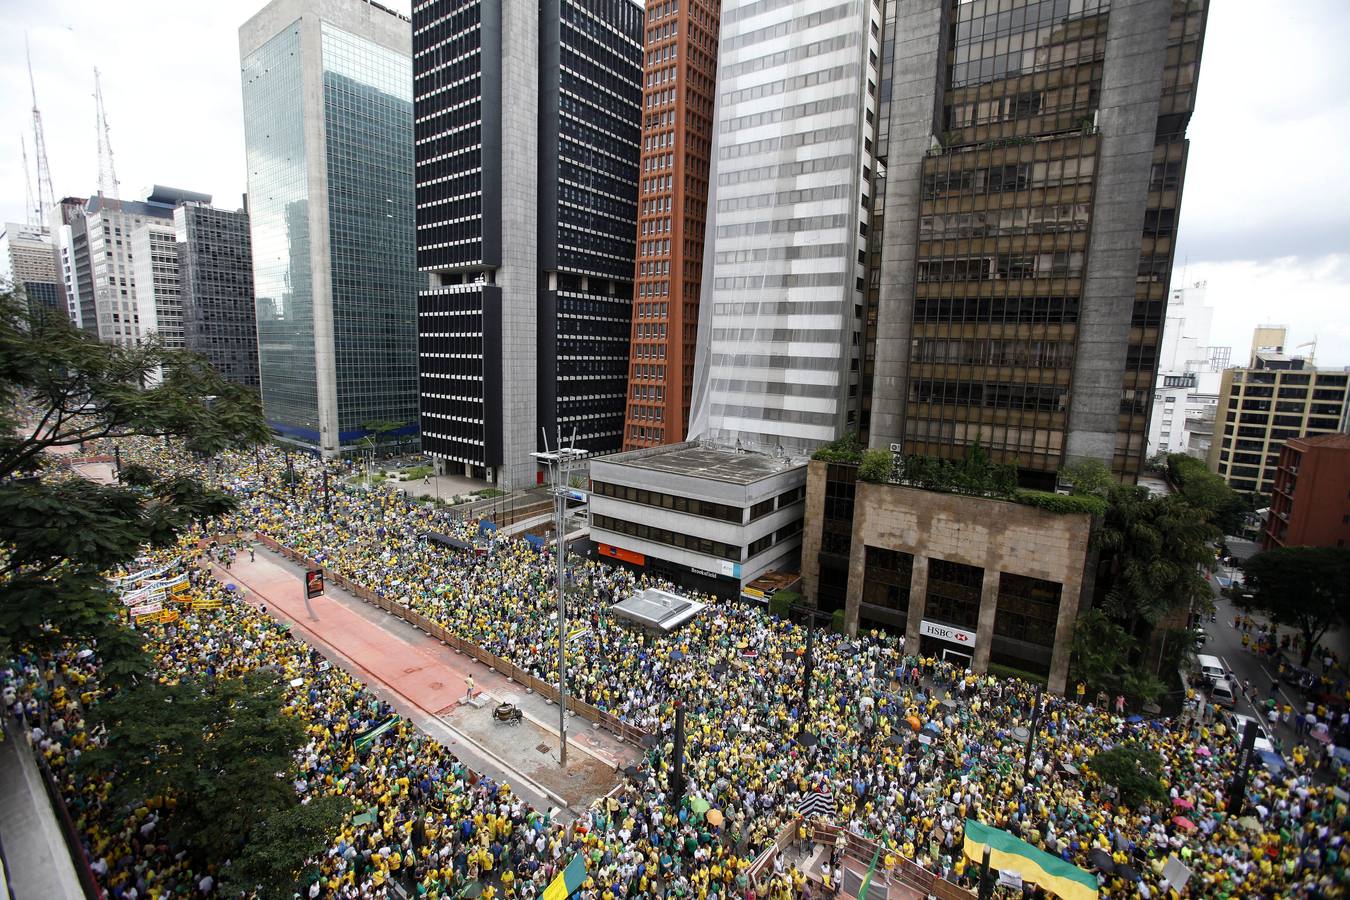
left=857, top=846, right=881, bottom=900
left=542, top=852, right=588, bottom=900
left=963, top=819, right=1098, bottom=900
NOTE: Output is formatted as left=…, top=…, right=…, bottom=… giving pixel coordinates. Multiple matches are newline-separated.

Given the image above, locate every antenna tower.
left=93, top=67, right=121, bottom=204
left=26, top=37, right=55, bottom=215
left=20, top=135, right=37, bottom=225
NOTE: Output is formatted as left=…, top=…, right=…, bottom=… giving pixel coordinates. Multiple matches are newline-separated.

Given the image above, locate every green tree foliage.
left=1069, top=609, right=1165, bottom=704
left=0, top=290, right=266, bottom=669
left=857, top=448, right=894, bottom=483
left=1059, top=458, right=1113, bottom=497
left=810, top=431, right=863, bottom=463
left=1095, top=485, right=1216, bottom=628
left=1085, top=743, right=1168, bottom=809
left=1244, top=547, right=1350, bottom=666
left=80, top=672, right=314, bottom=863
left=1166, top=454, right=1245, bottom=535
left=221, top=795, right=352, bottom=897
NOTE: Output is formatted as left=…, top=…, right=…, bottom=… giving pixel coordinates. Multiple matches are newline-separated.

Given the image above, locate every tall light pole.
left=533, top=429, right=587, bottom=768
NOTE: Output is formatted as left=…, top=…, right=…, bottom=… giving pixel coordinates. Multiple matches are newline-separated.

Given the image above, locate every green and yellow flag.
left=857, top=846, right=881, bottom=900
left=963, top=819, right=1098, bottom=900
left=542, top=852, right=588, bottom=900
left=353, top=715, right=400, bottom=754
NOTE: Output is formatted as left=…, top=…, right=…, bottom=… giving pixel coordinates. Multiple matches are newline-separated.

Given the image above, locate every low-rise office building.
left=801, top=459, right=1093, bottom=693
left=1263, top=434, right=1350, bottom=551
left=588, top=442, right=807, bottom=598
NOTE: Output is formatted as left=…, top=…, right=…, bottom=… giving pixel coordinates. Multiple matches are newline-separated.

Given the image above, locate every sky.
left=2, top=0, right=1348, bottom=366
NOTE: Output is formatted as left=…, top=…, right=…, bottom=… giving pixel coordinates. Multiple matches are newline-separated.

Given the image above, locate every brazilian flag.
left=353, top=715, right=400, bottom=754
left=542, top=852, right=587, bottom=900
left=963, top=819, right=1097, bottom=900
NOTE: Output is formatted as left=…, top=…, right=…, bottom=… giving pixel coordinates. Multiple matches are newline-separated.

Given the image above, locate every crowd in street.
left=11, top=438, right=1350, bottom=898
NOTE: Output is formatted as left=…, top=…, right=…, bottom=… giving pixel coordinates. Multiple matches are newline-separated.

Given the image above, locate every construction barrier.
left=249, top=533, right=653, bottom=747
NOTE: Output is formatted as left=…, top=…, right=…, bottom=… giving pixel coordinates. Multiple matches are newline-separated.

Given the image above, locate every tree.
left=1085, top=744, right=1168, bottom=809
left=1244, top=547, right=1350, bottom=666
left=1069, top=609, right=1165, bottom=705
left=0, top=289, right=267, bottom=669
left=222, top=795, right=352, bottom=897
left=1166, top=454, right=1245, bottom=535
left=79, top=672, right=311, bottom=861
left=1059, top=458, right=1113, bottom=497
left=1095, top=485, right=1216, bottom=629
left=857, top=448, right=893, bottom=483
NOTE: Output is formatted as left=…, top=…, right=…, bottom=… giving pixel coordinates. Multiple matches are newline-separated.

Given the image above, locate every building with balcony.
left=1262, top=434, right=1350, bottom=551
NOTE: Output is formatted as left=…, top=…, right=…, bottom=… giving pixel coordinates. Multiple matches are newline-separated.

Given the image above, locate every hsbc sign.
left=920, top=619, right=977, bottom=648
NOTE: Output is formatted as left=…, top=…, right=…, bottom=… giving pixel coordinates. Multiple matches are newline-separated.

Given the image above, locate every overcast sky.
left=3, top=0, right=1348, bottom=365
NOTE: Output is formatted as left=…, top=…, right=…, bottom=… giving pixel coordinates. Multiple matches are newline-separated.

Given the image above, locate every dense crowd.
left=13, top=439, right=1350, bottom=898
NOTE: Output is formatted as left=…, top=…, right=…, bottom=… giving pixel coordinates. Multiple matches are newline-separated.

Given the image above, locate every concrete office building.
left=589, top=442, right=807, bottom=597
left=687, top=0, right=883, bottom=457
left=868, top=0, right=1208, bottom=485
left=0, top=221, right=61, bottom=317
left=622, top=0, right=719, bottom=450
left=413, top=0, right=644, bottom=488
left=1262, top=434, right=1350, bottom=551
left=175, top=202, right=260, bottom=388
left=130, top=219, right=184, bottom=350
left=241, top=0, right=419, bottom=455
left=77, top=187, right=209, bottom=347
left=49, top=197, right=89, bottom=328
left=1207, top=333, right=1349, bottom=497
left=1145, top=283, right=1228, bottom=457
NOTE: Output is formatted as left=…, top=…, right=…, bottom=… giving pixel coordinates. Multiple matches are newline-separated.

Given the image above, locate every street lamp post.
left=532, top=431, right=587, bottom=769
left=1023, top=686, right=1043, bottom=780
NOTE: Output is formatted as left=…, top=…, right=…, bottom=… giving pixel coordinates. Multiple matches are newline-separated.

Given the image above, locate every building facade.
left=77, top=187, right=210, bottom=347
left=868, top=0, right=1209, bottom=487
left=621, top=0, right=719, bottom=450
left=1208, top=351, right=1349, bottom=497
left=1145, top=283, right=1228, bottom=457
left=175, top=202, right=260, bottom=388
left=687, top=0, right=883, bottom=457
left=413, top=0, right=644, bottom=488
left=799, top=463, right=1092, bottom=693
left=589, top=442, right=806, bottom=597
left=1263, top=434, right=1350, bottom=551
left=130, top=218, right=184, bottom=350
left=49, top=197, right=89, bottom=328
left=0, top=221, right=61, bottom=318
left=241, top=0, right=419, bottom=455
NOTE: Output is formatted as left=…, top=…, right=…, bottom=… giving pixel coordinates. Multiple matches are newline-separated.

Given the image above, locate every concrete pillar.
left=1047, top=582, right=1079, bottom=696
left=971, top=567, right=1001, bottom=674
left=904, top=555, right=929, bottom=656
left=844, top=535, right=866, bottom=637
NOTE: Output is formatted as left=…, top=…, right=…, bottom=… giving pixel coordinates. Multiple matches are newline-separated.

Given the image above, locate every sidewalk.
left=211, top=547, right=637, bottom=812
left=0, top=723, right=85, bottom=900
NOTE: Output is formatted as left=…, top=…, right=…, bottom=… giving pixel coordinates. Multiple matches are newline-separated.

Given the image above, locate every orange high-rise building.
left=622, top=0, right=718, bottom=450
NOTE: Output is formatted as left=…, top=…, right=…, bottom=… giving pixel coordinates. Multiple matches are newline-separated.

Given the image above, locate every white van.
left=1211, top=677, right=1237, bottom=709
left=1197, top=654, right=1226, bottom=685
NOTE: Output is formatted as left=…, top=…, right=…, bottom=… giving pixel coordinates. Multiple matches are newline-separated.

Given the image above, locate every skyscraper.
left=687, top=0, right=883, bottom=457
left=0, top=221, right=61, bottom=318
left=175, top=202, right=260, bottom=388
left=621, top=0, right=719, bottom=450
left=868, top=0, right=1209, bottom=486
left=413, top=0, right=644, bottom=488
left=130, top=218, right=184, bottom=350
left=49, top=197, right=89, bottom=328
left=240, top=0, right=418, bottom=455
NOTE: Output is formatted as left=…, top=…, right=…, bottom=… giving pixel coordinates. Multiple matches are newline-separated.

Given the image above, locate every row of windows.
left=592, top=513, right=741, bottom=562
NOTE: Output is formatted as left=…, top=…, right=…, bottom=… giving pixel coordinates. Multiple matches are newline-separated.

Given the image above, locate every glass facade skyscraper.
left=175, top=203, right=260, bottom=389
left=240, top=0, right=417, bottom=455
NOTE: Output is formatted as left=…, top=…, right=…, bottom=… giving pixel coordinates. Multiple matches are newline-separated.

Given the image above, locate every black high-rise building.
left=175, top=202, right=260, bottom=389
left=413, top=0, right=643, bottom=488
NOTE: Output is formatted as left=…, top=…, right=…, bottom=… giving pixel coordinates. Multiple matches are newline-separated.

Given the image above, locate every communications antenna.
left=27, top=37, right=55, bottom=214
left=20, top=135, right=37, bottom=225
left=94, top=67, right=121, bottom=204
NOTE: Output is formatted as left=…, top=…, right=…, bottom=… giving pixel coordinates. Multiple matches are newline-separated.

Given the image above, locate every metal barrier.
left=26, top=744, right=106, bottom=899
left=248, top=533, right=653, bottom=746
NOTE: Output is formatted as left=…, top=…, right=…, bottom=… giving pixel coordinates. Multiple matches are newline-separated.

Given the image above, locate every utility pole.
left=323, top=467, right=331, bottom=518
left=532, top=429, right=587, bottom=768
left=670, top=701, right=687, bottom=805
left=1227, top=720, right=1259, bottom=816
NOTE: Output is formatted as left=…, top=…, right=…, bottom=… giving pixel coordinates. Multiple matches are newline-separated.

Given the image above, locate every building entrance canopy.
left=610, top=587, right=707, bottom=632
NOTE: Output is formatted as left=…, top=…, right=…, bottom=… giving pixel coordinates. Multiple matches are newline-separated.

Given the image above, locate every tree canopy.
left=1086, top=743, right=1168, bottom=809
left=1244, top=547, right=1350, bottom=666
left=0, top=288, right=267, bottom=669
